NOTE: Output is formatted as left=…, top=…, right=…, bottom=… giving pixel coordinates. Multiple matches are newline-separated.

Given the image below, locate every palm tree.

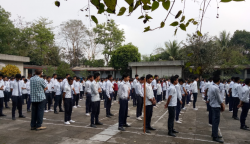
left=164, top=40, right=181, bottom=60
left=216, top=30, right=231, bottom=49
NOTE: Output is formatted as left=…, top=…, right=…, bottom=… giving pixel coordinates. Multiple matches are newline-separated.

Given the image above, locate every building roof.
left=0, top=54, right=30, bottom=62
left=128, top=60, right=185, bottom=67
left=72, top=67, right=115, bottom=71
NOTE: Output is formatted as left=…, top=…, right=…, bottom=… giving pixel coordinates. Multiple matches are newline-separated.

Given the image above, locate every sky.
left=1, top=0, right=250, bottom=58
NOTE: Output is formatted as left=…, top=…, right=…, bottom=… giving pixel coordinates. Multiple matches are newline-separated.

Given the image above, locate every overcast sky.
left=1, top=0, right=250, bottom=57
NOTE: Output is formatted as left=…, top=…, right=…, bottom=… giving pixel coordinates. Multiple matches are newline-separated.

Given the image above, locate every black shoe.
left=95, top=122, right=103, bottom=125
left=133, top=105, right=136, bottom=107
left=12, top=117, right=16, bottom=120
left=234, top=117, right=239, bottom=120
left=118, top=127, right=125, bottom=131
left=54, top=111, right=59, bottom=114
left=127, top=115, right=130, bottom=117
left=211, top=135, right=222, bottom=138
left=27, top=110, right=31, bottom=112
left=148, top=127, right=156, bottom=130
left=19, top=115, right=26, bottom=118
left=90, top=124, right=97, bottom=128
left=109, top=113, right=114, bottom=116
left=106, top=115, right=111, bottom=118
left=123, top=124, right=131, bottom=127
left=59, top=109, right=64, bottom=112
left=168, top=132, right=176, bottom=137
left=240, top=126, right=250, bottom=130
left=0, top=114, right=6, bottom=117
left=245, top=125, right=249, bottom=128
left=31, top=127, right=36, bottom=130
left=172, top=130, right=179, bottom=133
left=213, top=138, right=224, bottom=143
left=145, top=129, right=151, bottom=133
left=5, top=106, right=10, bottom=109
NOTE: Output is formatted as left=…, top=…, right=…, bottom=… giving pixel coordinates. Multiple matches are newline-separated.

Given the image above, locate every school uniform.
left=102, top=81, right=107, bottom=108
left=229, top=81, right=234, bottom=111
left=185, top=83, right=191, bottom=104
left=219, top=83, right=225, bottom=101
left=80, top=82, right=84, bottom=100
left=168, top=84, right=177, bottom=134
left=85, top=80, right=92, bottom=113
left=145, top=82, right=154, bottom=130
left=238, top=85, right=250, bottom=129
left=201, top=81, right=205, bottom=98
left=63, top=83, right=73, bottom=122
left=73, top=81, right=80, bottom=107
left=91, top=80, right=101, bottom=125
left=54, top=81, right=62, bottom=112
left=26, top=81, right=31, bottom=111
left=225, top=83, right=229, bottom=105
left=113, top=82, right=118, bottom=101
left=191, top=80, right=198, bottom=109
left=118, top=81, right=129, bottom=128
left=166, top=81, right=170, bottom=99
left=151, top=79, right=157, bottom=102
left=10, top=79, right=24, bottom=118
left=132, top=79, right=138, bottom=106
left=207, top=84, right=223, bottom=139
left=22, top=83, right=28, bottom=105
left=206, top=82, right=214, bottom=125
left=106, top=80, right=114, bottom=116
left=4, top=80, right=10, bottom=108
left=45, top=82, right=53, bottom=111
left=0, top=80, right=6, bottom=116
left=180, top=84, right=186, bottom=109
left=157, top=83, right=162, bottom=103
left=175, top=84, right=182, bottom=121
left=51, top=78, right=57, bottom=101
left=98, top=81, right=103, bottom=100
left=135, top=82, right=144, bottom=118
left=232, top=83, right=241, bottom=119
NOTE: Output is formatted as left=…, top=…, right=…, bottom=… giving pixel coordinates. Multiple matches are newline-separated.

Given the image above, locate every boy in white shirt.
left=21, top=79, right=28, bottom=105
left=162, top=80, right=167, bottom=101
left=3, top=76, right=10, bottom=108
left=63, top=77, right=76, bottom=125
left=73, top=77, right=81, bottom=108
left=0, top=74, right=6, bottom=116
left=80, top=80, right=84, bottom=100
left=156, top=80, right=162, bottom=104
left=44, top=77, right=52, bottom=113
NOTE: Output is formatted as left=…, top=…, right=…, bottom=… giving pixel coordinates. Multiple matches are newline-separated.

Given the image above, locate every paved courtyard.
left=0, top=94, right=250, bottom=144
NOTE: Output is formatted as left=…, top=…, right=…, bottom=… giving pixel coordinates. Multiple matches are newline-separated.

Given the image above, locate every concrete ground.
left=0, top=94, right=250, bottom=144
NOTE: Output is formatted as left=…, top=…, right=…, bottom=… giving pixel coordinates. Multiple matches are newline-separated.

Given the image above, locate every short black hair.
left=0, top=74, right=3, bottom=77
left=76, top=77, right=80, bottom=80
left=21, top=76, right=25, bottom=78
left=122, top=74, right=129, bottom=79
left=234, top=77, right=240, bottom=82
left=146, top=74, right=153, bottom=80
left=175, top=75, right=179, bottom=78
left=213, top=76, right=220, bottom=83
left=73, top=76, right=77, bottom=78
left=43, top=75, right=46, bottom=78
left=94, top=73, right=100, bottom=79
left=194, top=76, right=198, bottom=79
left=157, top=79, right=160, bottom=83
left=87, top=75, right=93, bottom=79
left=57, top=77, right=62, bottom=80
left=140, top=77, right=145, bottom=81
left=170, top=76, right=178, bottom=83
left=178, top=79, right=184, bottom=83
left=135, top=74, right=139, bottom=78
left=231, top=77, right=235, bottom=80
left=67, top=77, right=73, bottom=82
left=245, top=78, right=250, bottom=85
left=53, top=74, right=57, bottom=77
left=154, top=75, right=158, bottom=78
left=209, top=77, right=213, bottom=81
left=66, top=74, right=70, bottom=77
left=24, top=79, right=27, bottom=82
left=47, top=76, right=51, bottom=79
left=15, top=74, right=21, bottom=79
left=108, top=74, right=112, bottom=79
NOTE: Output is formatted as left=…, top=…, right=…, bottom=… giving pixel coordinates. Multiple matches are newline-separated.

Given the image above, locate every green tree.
left=231, top=30, right=250, bottom=50
left=215, top=30, right=231, bottom=49
left=43, top=65, right=56, bottom=77
left=80, top=70, right=89, bottom=78
left=56, top=62, right=75, bottom=78
left=93, top=19, right=125, bottom=65
left=110, top=43, right=141, bottom=74
left=157, top=40, right=181, bottom=60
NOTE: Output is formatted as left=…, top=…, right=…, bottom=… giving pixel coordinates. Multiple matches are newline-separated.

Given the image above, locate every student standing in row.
left=135, top=77, right=144, bottom=121
left=90, top=73, right=103, bottom=128
left=11, top=74, right=25, bottom=120
left=179, top=79, right=188, bottom=110
left=205, top=78, right=213, bottom=126
left=228, top=77, right=234, bottom=112
left=54, top=77, right=63, bottom=114
left=145, top=74, right=156, bottom=133
left=3, top=76, right=10, bottom=108
left=232, top=77, right=241, bottom=120
left=165, top=76, right=179, bottom=137
left=0, top=74, right=6, bottom=116
left=162, top=80, right=167, bottom=101
left=151, top=75, right=158, bottom=108
left=132, top=75, right=139, bottom=106
left=73, top=77, right=80, bottom=108
left=238, top=78, right=250, bottom=130
left=207, top=76, right=224, bottom=143
left=192, top=76, right=199, bottom=110
left=175, top=76, right=183, bottom=124
left=106, top=75, right=114, bottom=118
left=98, top=79, right=103, bottom=101
left=44, top=77, right=52, bottom=113
left=80, top=80, right=84, bottom=100
left=85, top=75, right=93, bottom=116
left=118, top=74, right=131, bottom=131
left=63, top=77, right=75, bottom=125
left=156, top=80, right=162, bottom=103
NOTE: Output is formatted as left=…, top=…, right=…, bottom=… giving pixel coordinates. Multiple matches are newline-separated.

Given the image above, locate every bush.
left=0, top=64, right=21, bottom=77
left=43, top=65, right=56, bottom=77
left=56, top=62, right=75, bottom=78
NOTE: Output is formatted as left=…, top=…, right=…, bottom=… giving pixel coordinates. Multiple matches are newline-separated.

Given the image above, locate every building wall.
left=0, top=60, right=24, bottom=75
left=73, top=71, right=122, bottom=79
left=131, top=66, right=182, bottom=78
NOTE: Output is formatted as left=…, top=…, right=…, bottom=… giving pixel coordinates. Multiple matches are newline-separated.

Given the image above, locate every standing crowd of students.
left=0, top=72, right=249, bottom=143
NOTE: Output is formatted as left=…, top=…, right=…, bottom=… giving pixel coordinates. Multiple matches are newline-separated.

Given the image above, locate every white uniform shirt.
left=146, top=82, right=154, bottom=106
left=26, top=81, right=30, bottom=95
left=85, top=80, right=91, bottom=94
left=175, top=84, right=182, bottom=101
left=118, top=81, right=129, bottom=99
left=135, top=83, right=144, bottom=97
left=151, top=79, right=157, bottom=90
left=132, top=79, right=138, bottom=89
left=4, top=81, right=10, bottom=92
left=45, top=82, right=53, bottom=93
left=73, top=81, right=80, bottom=94
left=232, top=83, right=240, bottom=98
left=106, top=80, right=114, bottom=98
left=80, top=82, right=83, bottom=91
left=22, top=83, right=28, bottom=94
left=63, top=83, right=73, bottom=98
left=54, top=81, right=61, bottom=95
left=157, top=83, right=162, bottom=95
left=192, top=81, right=198, bottom=93
left=238, top=85, right=250, bottom=103
left=168, top=84, right=177, bottom=106
left=0, top=80, right=5, bottom=98
left=10, top=79, right=22, bottom=96
left=163, top=82, right=167, bottom=91
left=91, top=80, right=101, bottom=102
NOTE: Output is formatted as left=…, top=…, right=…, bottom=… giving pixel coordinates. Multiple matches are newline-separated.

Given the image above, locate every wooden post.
left=143, top=78, right=146, bottom=133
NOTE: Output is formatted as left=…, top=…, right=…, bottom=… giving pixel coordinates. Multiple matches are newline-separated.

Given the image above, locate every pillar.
left=244, top=69, right=247, bottom=79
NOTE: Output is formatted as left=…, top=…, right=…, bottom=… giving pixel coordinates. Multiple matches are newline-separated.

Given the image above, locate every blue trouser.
left=136, top=95, right=143, bottom=117
left=12, top=96, right=22, bottom=117
left=4, top=91, right=9, bottom=107
left=27, top=94, right=31, bottom=110
left=208, top=104, right=212, bottom=124
left=153, top=90, right=157, bottom=106
left=163, top=91, right=166, bottom=100
left=240, top=102, right=250, bottom=127
left=91, top=101, right=100, bottom=124
left=103, top=90, right=107, bottom=108
left=119, top=99, right=128, bottom=127
left=132, top=88, right=136, bottom=106
left=211, top=107, right=220, bottom=138
left=225, top=91, right=229, bottom=105
left=31, top=100, right=46, bottom=128
left=176, top=100, right=181, bottom=121
left=45, top=93, right=52, bottom=110
left=64, top=98, right=72, bottom=122
left=229, top=92, right=233, bottom=111
left=146, top=105, right=153, bottom=129
left=106, top=93, right=113, bottom=115
left=193, top=93, right=197, bottom=108
left=205, top=95, right=209, bottom=111
left=0, top=98, right=3, bottom=115
left=73, top=94, right=79, bottom=106
left=157, top=94, right=161, bottom=103
left=86, top=93, right=92, bottom=113
left=99, top=92, right=103, bottom=100
left=186, top=92, right=190, bottom=104
left=232, top=97, right=240, bottom=118
left=182, top=95, right=186, bottom=108
left=168, top=106, right=176, bottom=133
left=54, top=95, right=62, bottom=112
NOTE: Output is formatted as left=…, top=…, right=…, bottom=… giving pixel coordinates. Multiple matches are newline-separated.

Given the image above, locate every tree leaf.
left=189, top=68, right=193, bottom=73
left=174, top=28, right=178, bottom=35
left=145, top=15, right=152, bottom=19
left=129, top=6, right=133, bottom=13
left=160, top=22, right=165, bottom=28
left=141, top=0, right=150, bottom=5
left=104, top=0, right=117, bottom=12
left=187, top=53, right=193, bottom=57
left=125, top=0, right=134, bottom=6
left=193, top=21, right=198, bottom=25
left=170, top=21, right=179, bottom=26
left=143, top=5, right=151, bottom=10
left=186, top=22, right=189, bottom=27
left=162, top=0, right=170, bottom=11
left=117, top=7, right=126, bottom=16
left=185, top=62, right=191, bottom=67
left=197, top=30, right=202, bottom=36
left=180, top=16, right=185, bottom=22
left=91, top=15, right=98, bottom=24
left=188, top=18, right=194, bottom=22
left=151, top=1, right=159, bottom=11
left=175, top=10, right=182, bottom=19
left=233, top=0, right=245, bottom=1
left=55, top=1, right=60, bottom=7
left=144, top=26, right=150, bottom=32
left=133, top=0, right=141, bottom=10
left=97, top=3, right=105, bottom=14
left=138, top=15, right=144, bottom=19
left=106, top=8, right=115, bottom=13
left=179, top=23, right=186, bottom=31
left=220, top=0, right=232, bottom=2
left=91, top=0, right=100, bottom=8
